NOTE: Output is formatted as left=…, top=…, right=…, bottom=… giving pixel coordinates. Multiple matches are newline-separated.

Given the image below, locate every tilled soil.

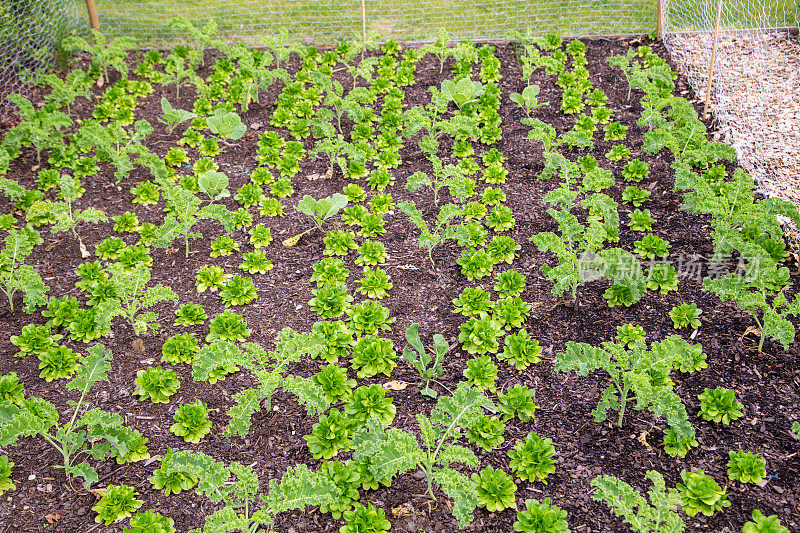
left=0, top=37, right=798, bottom=533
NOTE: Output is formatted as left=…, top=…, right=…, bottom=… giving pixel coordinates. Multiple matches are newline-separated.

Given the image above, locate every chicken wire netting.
left=86, top=0, right=656, bottom=47
left=661, top=0, right=800, bottom=220
left=0, top=0, right=82, bottom=118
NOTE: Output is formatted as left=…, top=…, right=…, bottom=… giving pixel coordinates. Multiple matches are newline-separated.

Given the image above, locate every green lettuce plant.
left=219, top=275, right=257, bottom=307
left=341, top=503, right=391, bottom=533
left=309, top=283, right=353, bottom=319
left=324, top=230, right=358, bottom=256
left=350, top=335, right=397, bottom=378
left=742, top=510, right=789, bottom=533
left=313, top=363, right=356, bottom=403
left=466, top=415, right=505, bottom=451
left=304, top=408, right=354, bottom=460
left=123, top=509, right=176, bottom=533
left=463, top=356, right=498, bottom=392
left=170, top=400, right=212, bottom=443
left=356, top=240, right=387, bottom=266
left=161, top=332, right=199, bottom=364
left=134, top=366, right=180, bottom=403
left=456, top=249, right=494, bottom=281
left=494, top=270, right=526, bottom=298
left=175, top=303, right=208, bottom=326
left=317, top=458, right=361, bottom=518
left=0, top=455, right=14, bottom=495
left=38, top=346, right=80, bottom=382
left=347, top=300, right=395, bottom=336
left=345, top=384, right=396, bottom=426
left=356, top=267, right=392, bottom=299
left=727, top=450, right=766, bottom=484
left=499, top=329, right=542, bottom=370
left=240, top=250, right=273, bottom=275
left=698, top=387, right=743, bottom=424
left=508, top=430, right=556, bottom=484
left=453, top=287, right=494, bottom=318
left=459, top=316, right=502, bottom=355
left=498, top=384, right=538, bottom=422
left=92, top=484, right=144, bottom=525
left=676, top=469, right=730, bottom=517
left=472, top=466, right=517, bottom=512
left=669, top=303, right=702, bottom=330
left=0, top=372, right=24, bottom=405
left=513, top=498, right=570, bottom=533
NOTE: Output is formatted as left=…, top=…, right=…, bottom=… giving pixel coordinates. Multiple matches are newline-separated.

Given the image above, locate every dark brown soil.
left=0, top=37, right=798, bottom=533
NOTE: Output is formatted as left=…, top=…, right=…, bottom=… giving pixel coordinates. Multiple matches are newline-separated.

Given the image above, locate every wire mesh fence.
left=661, top=0, right=800, bottom=220
left=89, top=0, right=657, bottom=47
left=0, top=0, right=81, bottom=118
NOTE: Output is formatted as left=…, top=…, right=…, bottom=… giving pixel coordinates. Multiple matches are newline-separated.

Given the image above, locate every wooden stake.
left=85, top=0, right=100, bottom=31
left=656, top=0, right=664, bottom=41
left=361, top=0, right=367, bottom=44
left=703, top=0, right=723, bottom=120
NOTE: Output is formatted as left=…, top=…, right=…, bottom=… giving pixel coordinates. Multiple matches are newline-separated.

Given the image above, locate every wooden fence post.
left=85, top=0, right=100, bottom=31
left=656, top=0, right=664, bottom=41
left=703, top=0, right=724, bottom=120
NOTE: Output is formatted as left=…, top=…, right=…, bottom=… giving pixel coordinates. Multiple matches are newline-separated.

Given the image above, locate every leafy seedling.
left=402, top=323, right=448, bottom=397
left=284, top=193, right=348, bottom=246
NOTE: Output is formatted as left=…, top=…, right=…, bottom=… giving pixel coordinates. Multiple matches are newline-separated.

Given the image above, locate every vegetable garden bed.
left=0, top=29, right=798, bottom=533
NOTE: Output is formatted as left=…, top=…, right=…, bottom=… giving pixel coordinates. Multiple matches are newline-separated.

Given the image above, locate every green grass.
left=89, top=0, right=659, bottom=46
left=80, top=0, right=798, bottom=46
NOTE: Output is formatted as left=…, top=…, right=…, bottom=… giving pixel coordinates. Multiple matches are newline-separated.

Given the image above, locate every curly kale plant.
left=0, top=345, right=149, bottom=488
left=0, top=228, right=49, bottom=313
left=698, top=386, right=744, bottom=424
left=194, top=329, right=327, bottom=437
left=555, top=336, right=695, bottom=441
left=591, top=470, right=684, bottom=533
left=352, top=383, right=495, bottom=527
left=676, top=469, right=730, bottom=517
left=101, top=263, right=179, bottom=336
left=154, top=448, right=340, bottom=532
